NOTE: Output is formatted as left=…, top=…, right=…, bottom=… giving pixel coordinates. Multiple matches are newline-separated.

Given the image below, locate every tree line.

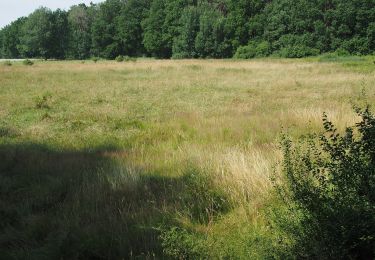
left=1, top=0, right=375, bottom=60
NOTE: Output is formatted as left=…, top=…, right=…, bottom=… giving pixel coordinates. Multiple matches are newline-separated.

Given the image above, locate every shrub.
left=335, top=48, right=350, bottom=56
left=340, top=37, right=370, bottom=55
left=23, top=59, right=34, bottom=66
left=255, top=41, right=271, bottom=57
left=234, top=41, right=271, bottom=59
left=3, top=60, right=12, bottom=66
left=115, top=55, right=124, bottom=62
left=274, top=34, right=319, bottom=58
left=277, top=45, right=320, bottom=58
left=91, top=57, right=99, bottom=63
left=275, top=106, right=375, bottom=259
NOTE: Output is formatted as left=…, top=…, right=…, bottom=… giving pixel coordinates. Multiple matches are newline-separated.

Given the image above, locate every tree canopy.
left=1, top=0, right=374, bottom=59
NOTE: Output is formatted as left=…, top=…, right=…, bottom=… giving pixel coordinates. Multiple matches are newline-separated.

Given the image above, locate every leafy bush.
left=277, top=45, right=319, bottom=58
left=3, top=60, right=12, bottom=66
left=234, top=43, right=256, bottom=59
left=275, top=106, right=375, bottom=259
left=255, top=41, right=271, bottom=57
left=335, top=48, right=350, bottom=56
left=273, top=34, right=319, bottom=58
left=91, top=57, right=99, bottom=63
left=115, top=55, right=124, bottom=62
left=340, top=37, right=370, bottom=55
left=23, top=59, right=34, bottom=66
left=234, top=41, right=271, bottom=59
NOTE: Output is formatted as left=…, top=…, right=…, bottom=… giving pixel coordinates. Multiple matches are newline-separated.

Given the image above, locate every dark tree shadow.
left=0, top=142, right=177, bottom=259
left=0, top=142, right=229, bottom=259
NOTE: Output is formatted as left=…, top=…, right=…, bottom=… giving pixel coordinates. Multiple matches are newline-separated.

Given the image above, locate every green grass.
left=1, top=58, right=375, bottom=258
left=309, top=53, right=375, bottom=73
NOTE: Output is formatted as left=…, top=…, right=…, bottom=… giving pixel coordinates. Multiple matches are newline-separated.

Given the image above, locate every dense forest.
left=1, top=0, right=375, bottom=59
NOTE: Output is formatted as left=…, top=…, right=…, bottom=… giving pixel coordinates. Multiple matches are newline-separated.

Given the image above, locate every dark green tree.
left=162, top=0, right=191, bottom=57
left=226, top=0, right=267, bottom=52
left=18, top=7, right=55, bottom=58
left=67, top=4, right=93, bottom=59
left=194, top=4, right=230, bottom=58
left=0, top=17, right=26, bottom=58
left=172, top=6, right=200, bottom=58
left=1, top=0, right=375, bottom=59
left=142, top=0, right=170, bottom=58
left=50, top=9, right=69, bottom=59
left=91, top=0, right=123, bottom=59
left=0, top=30, right=3, bottom=58
left=116, top=0, right=150, bottom=56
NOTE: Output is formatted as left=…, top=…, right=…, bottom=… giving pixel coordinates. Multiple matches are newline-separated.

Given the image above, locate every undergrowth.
left=273, top=106, right=375, bottom=259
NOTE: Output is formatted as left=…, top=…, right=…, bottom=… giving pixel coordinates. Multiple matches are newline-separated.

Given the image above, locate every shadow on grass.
left=0, top=142, right=177, bottom=259
left=0, top=142, right=229, bottom=259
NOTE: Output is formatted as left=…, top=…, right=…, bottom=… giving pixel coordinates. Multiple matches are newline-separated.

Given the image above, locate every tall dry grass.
left=1, top=58, right=374, bottom=257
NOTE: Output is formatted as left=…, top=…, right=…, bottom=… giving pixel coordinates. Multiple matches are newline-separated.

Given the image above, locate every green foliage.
left=67, top=4, right=93, bottom=59
left=90, top=0, right=122, bottom=59
left=115, top=55, right=124, bottom=62
left=162, top=0, right=190, bottom=57
left=172, top=6, right=200, bottom=59
left=50, top=9, right=69, bottom=59
left=234, top=44, right=256, bottom=59
left=22, top=59, right=34, bottom=66
left=0, top=18, right=26, bottom=58
left=335, top=48, right=350, bottom=56
left=117, top=0, right=150, bottom=57
left=276, top=107, right=375, bottom=258
left=19, top=8, right=55, bottom=58
left=142, top=0, right=170, bottom=58
left=226, top=0, right=267, bottom=49
left=1, top=0, right=375, bottom=59
left=255, top=41, right=271, bottom=57
left=194, top=5, right=231, bottom=58
left=272, top=34, right=320, bottom=58
left=277, top=45, right=320, bottom=58
left=234, top=41, right=271, bottom=59
left=91, top=56, right=99, bottom=63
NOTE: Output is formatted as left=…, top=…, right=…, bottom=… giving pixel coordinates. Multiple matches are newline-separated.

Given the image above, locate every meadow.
left=1, top=57, right=375, bottom=258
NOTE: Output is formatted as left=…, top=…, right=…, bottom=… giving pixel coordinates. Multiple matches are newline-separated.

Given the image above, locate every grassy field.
left=1, top=57, right=375, bottom=258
